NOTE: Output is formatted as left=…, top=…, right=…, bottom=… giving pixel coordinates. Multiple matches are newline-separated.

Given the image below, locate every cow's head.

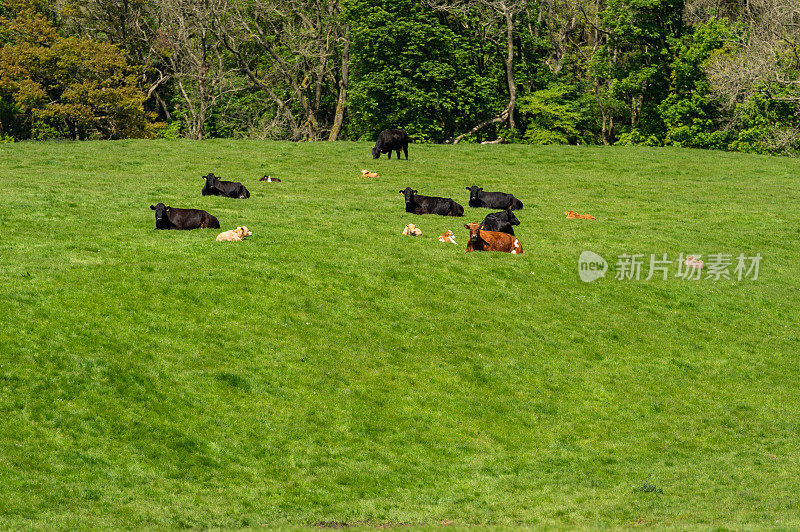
left=150, top=203, right=170, bottom=223
left=467, top=186, right=482, bottom=202
left=238, top=226, right=252, bottom=238
left=399, top=187, right=417, bottom=203
left=202, top=173, right=219, bottom=188
left=464, top=222, right=482, bottom=243
left=372, top=145, right=381, bottom=159
left=505, top=209, right=520, bottom=226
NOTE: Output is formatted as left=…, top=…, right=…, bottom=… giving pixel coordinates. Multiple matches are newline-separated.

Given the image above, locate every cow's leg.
left=387, top=150, right=392, bottom=159
left=403, top=146, right=408, bottom=159
left=396, top=150, right=401, bottom=159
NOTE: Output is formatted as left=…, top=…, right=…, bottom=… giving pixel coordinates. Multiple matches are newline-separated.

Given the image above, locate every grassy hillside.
left=1, top=140, right=799, bottom=529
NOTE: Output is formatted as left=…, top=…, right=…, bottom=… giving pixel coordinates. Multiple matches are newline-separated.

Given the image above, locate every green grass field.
left=1, top=140, right=800, bottom=529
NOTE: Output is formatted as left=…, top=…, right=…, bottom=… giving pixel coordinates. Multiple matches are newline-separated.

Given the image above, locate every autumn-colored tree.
left=0, top=4, right=153, bottom=139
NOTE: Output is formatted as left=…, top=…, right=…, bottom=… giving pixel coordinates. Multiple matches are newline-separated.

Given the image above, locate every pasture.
left=1, top=140, right=800, bottom=529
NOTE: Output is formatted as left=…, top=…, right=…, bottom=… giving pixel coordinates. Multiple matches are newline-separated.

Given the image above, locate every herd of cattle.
left=149, top=129, right=526, bottom=254
left=399, top=185, right=524, bottom=254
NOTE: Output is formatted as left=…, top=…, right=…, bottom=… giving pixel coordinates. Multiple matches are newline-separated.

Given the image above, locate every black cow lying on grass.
left=466, top=185, right=523, bottom=210
left=150, top=203, right=220, bottom=230
left=481, top=209, right=520, bottom=235
left=400, top=187, right=464, bottom=216
left=373, top=128, right=409, bottom=160
left=202, top=173, right=250, bottom=199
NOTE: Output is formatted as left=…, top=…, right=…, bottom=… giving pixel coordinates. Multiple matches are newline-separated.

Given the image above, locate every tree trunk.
left=631, top=93, right=644, bottom=127
left=503, top=5, right=517, bottom=130
left=329, top=25, right=349, bottom=141
left=594, top=80, right=611, bottom=145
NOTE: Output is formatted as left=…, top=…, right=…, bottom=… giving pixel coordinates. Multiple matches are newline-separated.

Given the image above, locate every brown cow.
left=464, top=222, right=522, bottom=254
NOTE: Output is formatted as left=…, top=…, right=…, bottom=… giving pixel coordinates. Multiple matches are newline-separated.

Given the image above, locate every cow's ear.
left=399, top=190, right=403, bottom=194
left=464, top=224, right=469, bottom=229
left=413, top=189, right=418, bottom=194
left=150, top=205, right=156, bottom=210
left=466, top=187, right=470, bottom=191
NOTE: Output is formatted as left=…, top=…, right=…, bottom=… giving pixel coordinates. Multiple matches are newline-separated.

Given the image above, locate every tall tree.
left=0, top=4, right=153, bottom=140
left=703, top=0, right=800, bottom=153
left=152, top=0, right=241, bottom=139
left=425, top=0, right=524, bottom=142
left=593, top=0, right=685, bottom=142
left=328, top=23, right=349, bottom=141
left=57, top=0, right=176, bottom=120
left=215, top=0, right=348, bottom=140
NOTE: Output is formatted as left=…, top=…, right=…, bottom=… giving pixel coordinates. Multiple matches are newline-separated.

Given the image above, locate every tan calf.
left=402, top=223, right=422, bottom=236
left=216, top=226, right=253, bottom=242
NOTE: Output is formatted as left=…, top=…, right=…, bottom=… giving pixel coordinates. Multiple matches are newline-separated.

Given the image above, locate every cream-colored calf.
left=216, top=226, right=252, bottom=242
left=402, top=223, right=422, bottom=236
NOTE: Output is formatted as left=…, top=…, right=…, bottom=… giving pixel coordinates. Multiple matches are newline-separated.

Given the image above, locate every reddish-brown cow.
left=464, top=222, right=522, bottom=254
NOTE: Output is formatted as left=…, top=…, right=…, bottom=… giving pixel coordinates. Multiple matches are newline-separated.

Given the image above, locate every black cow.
left=481, top=209, right=520, bottom=235
left=150, top=203, right=220, bottom=230
left=202, top=173, right=250, bottom=199
left=373, top=129, right=409, bottom=160
left=466, top=186, right=523, bottom=210
left=400, top=187, right=464, bottom=216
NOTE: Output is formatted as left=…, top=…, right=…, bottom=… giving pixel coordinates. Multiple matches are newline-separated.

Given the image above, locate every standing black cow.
left=150, top=203, right=220, bottom=230
left=400, top=187, right=464, bottom=216
left=481, top=209, right=520, bottom=235
left=373, top=129, right=409, bottom=160
left=466, top=185, right=523, bottom=210
left=202, top=173, right=250, bottom=199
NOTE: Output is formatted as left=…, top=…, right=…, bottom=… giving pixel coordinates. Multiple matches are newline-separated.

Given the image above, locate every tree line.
left=0, top=0, right=798, bottom=155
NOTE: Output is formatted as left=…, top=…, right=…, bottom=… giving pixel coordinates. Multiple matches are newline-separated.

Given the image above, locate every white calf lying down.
left=216, top=226, right=252, bottom=242
left=402, top=223, right=422, bottom=236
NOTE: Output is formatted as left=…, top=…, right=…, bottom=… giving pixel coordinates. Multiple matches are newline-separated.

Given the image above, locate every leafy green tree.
left=726, top=93, right=800, bottom=156
left=511, top=83, right=596, bottom=144
left=658, top=18, right=735, bottom=149
left=0, top=6, right=153, bottom=140
left=591, top=0, right=685, bottom=144
left=344, top=0, right=501, bottom=142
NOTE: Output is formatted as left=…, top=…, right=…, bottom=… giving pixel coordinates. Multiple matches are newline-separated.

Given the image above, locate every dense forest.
left=0, top=0, right=798, bottom=155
